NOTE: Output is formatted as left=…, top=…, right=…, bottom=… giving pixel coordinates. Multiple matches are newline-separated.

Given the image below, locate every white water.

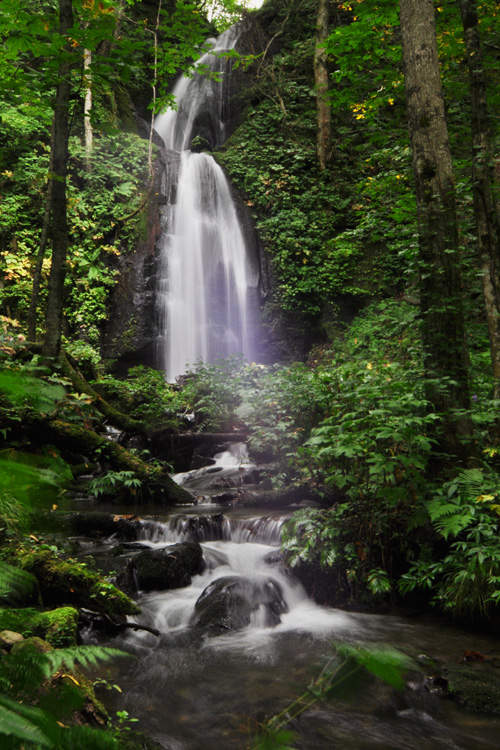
left=155, top=26, right=240, bottom=152
left=82, top=510, right=500, bottom=748
left=155, top=26, right=257, bottom=382
left=172, top=441, right=252, bottom=491
left=130, top=515, right=357, bottom=643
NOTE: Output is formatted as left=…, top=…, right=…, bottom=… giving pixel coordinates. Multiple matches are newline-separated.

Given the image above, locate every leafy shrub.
left=399, top=468, right=500, bottom=618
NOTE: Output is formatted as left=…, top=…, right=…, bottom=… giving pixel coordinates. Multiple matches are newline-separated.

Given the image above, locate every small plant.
left=93, top=676, right=122, bottom=693
left=115, top=709, right=139, bottom=732
left=88, top=471, right=142, bottom=499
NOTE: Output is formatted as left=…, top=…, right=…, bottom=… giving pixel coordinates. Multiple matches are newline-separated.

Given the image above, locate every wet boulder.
left=121, top=542, right=204, bottom=593
left=190, top=575, right=288, bottom=634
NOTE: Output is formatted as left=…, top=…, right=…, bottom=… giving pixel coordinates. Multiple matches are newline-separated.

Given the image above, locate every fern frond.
left=0, top=563, right=37, bottom=605
left=454, top=468, right=486, bottom=497
left=43, top=646, right=130, bottom=678
left=0, top=696, right=53, bottom=747
left=427, top=501, right=459, bottom=521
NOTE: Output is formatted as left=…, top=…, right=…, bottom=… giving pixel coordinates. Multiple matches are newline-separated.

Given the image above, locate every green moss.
left=442, top=665, right=500, bottom=714
left=14, top=547, right=140, bottom=617
left=0, top=606, right=79, bottom=647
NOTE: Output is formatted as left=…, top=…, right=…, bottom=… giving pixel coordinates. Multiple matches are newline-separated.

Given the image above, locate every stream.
left=77, top=497, right=500, bottom=750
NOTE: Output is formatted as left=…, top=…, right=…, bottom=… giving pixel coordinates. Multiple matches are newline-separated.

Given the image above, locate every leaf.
left=0, top=695, right=54, bottom=747
left=43, top=646, right=130, bottom=678
left=335, top=643, right=416, bottom=690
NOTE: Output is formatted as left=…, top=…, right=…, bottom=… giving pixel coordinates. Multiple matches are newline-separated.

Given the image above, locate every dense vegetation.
left=2, top=0, right=500, bottom=745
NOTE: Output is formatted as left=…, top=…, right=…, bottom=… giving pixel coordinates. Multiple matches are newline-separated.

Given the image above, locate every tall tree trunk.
left=84, top=47, right=93, bottom=172
left=458, top=0, right=500, bottom=400
left=399, top=0, right=472, bottom=459
left=314, top=0, right=330, bottom=170
left=27, top=122, right=55, bottom=342
left=42, top=0, right=74, bottom=360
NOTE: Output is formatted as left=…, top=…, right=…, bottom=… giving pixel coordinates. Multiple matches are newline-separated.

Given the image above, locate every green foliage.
left=218, top=93, right=356, bottom=316
left=172, top=356, right=249, bottom=432
left=96, top=365, right=187, bottom=427
left=88, top=470, right=142, bottom=499
left=0, top=127, right=151, bottom=340
left=0, top=563, right=37, bottom=607
left=0, top=643, right=126, bottom=750
left=274, top=300, right=436, bottom=599
left=0, top=557, right=128, bottom=750
left=399, top=468, right=500, bottom=618
left=0, top=367, right=73, bottom=534
left=0, top=607, right=79, bottom=649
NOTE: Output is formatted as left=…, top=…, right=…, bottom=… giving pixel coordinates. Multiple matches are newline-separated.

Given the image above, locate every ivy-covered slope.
left=216, top=0, right=415, bottom=355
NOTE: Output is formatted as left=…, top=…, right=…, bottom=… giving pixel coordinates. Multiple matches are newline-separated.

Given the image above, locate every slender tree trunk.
left=458, top=0, right=500, bottom=400
left=399, top=0, right=473, bottom=458
left=27, top=122, right=55, bottom=342
left=42, top=0, right=74, bottom=360
left=148, top=0, right=162, bottom=177
left=84, top=46, right=93, bottom=171
left=314, top=0, right=331, bottom=170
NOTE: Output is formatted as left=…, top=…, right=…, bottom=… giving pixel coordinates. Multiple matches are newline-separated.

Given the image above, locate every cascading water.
left=155, top=26, right=240, bottom=152
left=155, top=25, right=258, bottom=382
left=86, top=509, right=500, bottom=749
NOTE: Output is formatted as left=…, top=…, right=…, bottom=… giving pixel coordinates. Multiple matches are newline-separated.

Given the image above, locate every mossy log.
left=13, top=547, right=140, bottom=617
left=58, top=352, right=146, bottom=435
left=28, top=416, right=193, bottom=505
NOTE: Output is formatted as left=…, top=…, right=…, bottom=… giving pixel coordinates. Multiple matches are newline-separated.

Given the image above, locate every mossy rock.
left=441, top=664, right=500, bottom=714
left=10, top=636, right=109, bottom=727
left=14, top=547, right=140, bottom=617
left=0, top=606, right=79, bottom=647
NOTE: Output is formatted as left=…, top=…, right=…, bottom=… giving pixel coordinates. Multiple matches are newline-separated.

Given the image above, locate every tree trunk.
left=84, top=47, right=93, bottom=172
left=458, top=0, right=500, bottom=400
left=399, top=0, right=473, bottom=458
left=42, top=0, right=74, bottom=360
left=27, top=122, right=55, bottom=342
left=314, top=0, right=331, bottom=170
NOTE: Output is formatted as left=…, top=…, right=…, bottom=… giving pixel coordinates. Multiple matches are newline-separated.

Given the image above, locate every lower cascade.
left=87, top=509, right=500, bottom=750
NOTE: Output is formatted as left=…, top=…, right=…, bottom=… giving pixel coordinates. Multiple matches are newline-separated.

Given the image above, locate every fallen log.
left=26, top=415, right=193, bottom=505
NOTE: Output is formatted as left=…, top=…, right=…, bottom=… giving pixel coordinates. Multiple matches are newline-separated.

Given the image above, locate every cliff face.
left=100, top=146, right=167, bottom=373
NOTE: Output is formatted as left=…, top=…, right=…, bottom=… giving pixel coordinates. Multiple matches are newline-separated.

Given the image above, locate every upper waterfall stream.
left=154, top=26, right=258, bottom=382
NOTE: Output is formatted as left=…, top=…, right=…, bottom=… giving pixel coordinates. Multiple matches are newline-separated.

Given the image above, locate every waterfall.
left=155, top=25, right=258, bottom=382
left=138, top=513, right=287, bottom=546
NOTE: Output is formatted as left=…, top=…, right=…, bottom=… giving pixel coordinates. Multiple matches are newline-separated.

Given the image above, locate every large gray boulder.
left=190, top=575, right=288, bottom=634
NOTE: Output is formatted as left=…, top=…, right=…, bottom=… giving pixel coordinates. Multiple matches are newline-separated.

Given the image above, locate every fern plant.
left=399, top=468, right=500, bottom=617
left=88, top=470, right=142, bottom=499
left=0, top=607, right=129, bottom=749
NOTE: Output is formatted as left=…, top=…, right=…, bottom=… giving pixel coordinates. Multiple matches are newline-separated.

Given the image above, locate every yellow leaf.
left=477, top=494, right=495, bottom=503
left=61, top=674, right=80, bottom=686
